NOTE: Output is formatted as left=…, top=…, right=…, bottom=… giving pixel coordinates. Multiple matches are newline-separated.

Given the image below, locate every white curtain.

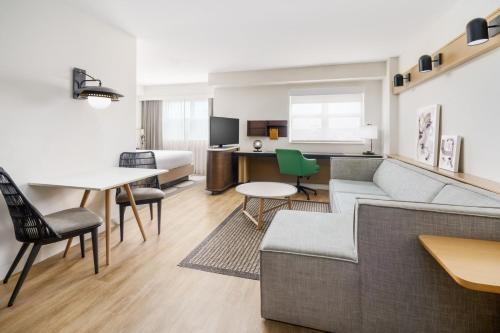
left=163, top=99, right=209, bottom=175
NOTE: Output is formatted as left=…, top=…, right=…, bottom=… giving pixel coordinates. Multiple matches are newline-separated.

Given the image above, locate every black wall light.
left=393, top=73, right=411, bottom=87
left=466, top=16, right=500, bottom=46
left=73, top=68, right=124, bottom=109
left=419, top=53, right=442, bottom=73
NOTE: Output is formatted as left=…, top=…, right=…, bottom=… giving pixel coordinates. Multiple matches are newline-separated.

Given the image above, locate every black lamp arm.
left=74, top=69, right=102, bottom=88
left=78, top=78, right=102, bottom=88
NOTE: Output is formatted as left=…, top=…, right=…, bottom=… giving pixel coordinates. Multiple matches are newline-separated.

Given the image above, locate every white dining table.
left=29, top=167, right=168, bottom=265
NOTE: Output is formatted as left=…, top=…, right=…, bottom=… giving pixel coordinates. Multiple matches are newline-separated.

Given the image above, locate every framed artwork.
left=416, top=105, right=441, bottom=166
left=439, top=135, right=461, bottom=172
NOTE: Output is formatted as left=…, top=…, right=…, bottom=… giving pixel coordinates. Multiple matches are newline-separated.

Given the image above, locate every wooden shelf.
left=393, top=8, right=500, bottom=95
left=247, top=120, right=288, bottom=137
left=388, top=154, right=500, bottom=195
left=419, top=235, right=500, bottom=294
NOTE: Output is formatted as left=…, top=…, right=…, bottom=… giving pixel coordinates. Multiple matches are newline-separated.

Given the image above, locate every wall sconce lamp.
left=393, top=73, right=411, bottom=87
left=466, top=16, right=500, bottom=46
left=418, top=53, right=442, bottom=73
left=73, top=68, right=124, bottom=109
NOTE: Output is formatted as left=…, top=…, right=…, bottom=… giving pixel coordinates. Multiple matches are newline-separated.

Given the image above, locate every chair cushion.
left=432, top=184, right=500, bottom=208
left=116, top=187, right=165, bottom=204
left=373, top=160, right=445, bottom=202
left=330, top=179, right=387, bottom=196
left=44, top=208, right=102, bottom=235
left=260, top=210, right=357, bottom=262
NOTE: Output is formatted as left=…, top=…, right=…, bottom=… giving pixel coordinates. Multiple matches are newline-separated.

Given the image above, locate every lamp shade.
left=419, top=55, right=432, bottom=72
left=466, top=18, right=489, bottom=46
left=359, top=125, right=378, bottom=139
left=394, top=74, right=404, bottom=87
left=75, top=85, right=124, bottom=102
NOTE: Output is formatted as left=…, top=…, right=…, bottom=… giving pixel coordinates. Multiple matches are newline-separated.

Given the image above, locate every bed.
left=137, top=150, right=194, bottom=188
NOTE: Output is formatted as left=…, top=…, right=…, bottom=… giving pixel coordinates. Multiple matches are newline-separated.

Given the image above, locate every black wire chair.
left=116, top=151, right=165, bottom=241
left=0, top=167, right=101, bottom=306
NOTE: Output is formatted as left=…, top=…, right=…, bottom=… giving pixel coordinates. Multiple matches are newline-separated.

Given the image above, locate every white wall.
left=214, top=80, right=383, bottom=154
left=209, top=62, right=386, bottom=87
left=0, top=0, right=136, bottom=275
left=139, top=83, right=213, bottom=101
left=397, top=0, right=500, bottom=181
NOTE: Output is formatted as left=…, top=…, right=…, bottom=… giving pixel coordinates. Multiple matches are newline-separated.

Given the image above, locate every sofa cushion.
left=331, top=192, right=391, bottom=215
left=432, top=184, right=500, bottom=208
left=373, top=160, right=445, bottom=202
left=261, top=210, right=357, bottom=262
left=330, top=179, right=387, bottom=196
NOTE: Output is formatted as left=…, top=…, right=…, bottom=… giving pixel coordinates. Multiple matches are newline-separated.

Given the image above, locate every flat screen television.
left=209, top=116, right=239, bottom=147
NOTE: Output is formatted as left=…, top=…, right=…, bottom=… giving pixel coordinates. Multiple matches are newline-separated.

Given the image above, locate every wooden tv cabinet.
left=206, top=146, right=239, bottom=194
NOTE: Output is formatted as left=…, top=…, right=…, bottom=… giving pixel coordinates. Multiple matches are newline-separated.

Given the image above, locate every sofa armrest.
left=260, top=210, right=361, bottom=332
left=330, top=157, right=384, bottom=181
left=353, top=198, right=500, bottom=331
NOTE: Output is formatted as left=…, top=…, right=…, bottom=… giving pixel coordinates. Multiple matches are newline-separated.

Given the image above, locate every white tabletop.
left=29, top=167, right=168, bottom=191
left=236, top=182, right=297, bottom=198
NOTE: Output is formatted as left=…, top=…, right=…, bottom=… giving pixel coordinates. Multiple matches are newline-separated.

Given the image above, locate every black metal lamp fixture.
left=418, top=53, right=442, bottom=73
left=73, top=68, right=123, bottom=109
left=466, top=16, right=500, bottom=46
left=393, top=73, right=411, bottom=87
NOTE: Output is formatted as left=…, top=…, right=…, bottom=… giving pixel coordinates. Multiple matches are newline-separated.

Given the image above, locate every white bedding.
left=138, top=150, right=193, bottom=170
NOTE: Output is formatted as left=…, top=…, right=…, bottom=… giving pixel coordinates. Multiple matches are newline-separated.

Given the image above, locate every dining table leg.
left=63, top=190, right=91, bottom=258
left=105, top=189, right=111, bottom=265
left=124, top=184, right=147, bottom=241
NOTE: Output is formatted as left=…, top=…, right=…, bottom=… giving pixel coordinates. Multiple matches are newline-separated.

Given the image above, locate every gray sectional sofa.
left=260, top=157, right=500, bottom=333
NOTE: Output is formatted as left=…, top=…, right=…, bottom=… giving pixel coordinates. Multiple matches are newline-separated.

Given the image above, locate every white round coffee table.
left=235, top=182, right=297, bottom=230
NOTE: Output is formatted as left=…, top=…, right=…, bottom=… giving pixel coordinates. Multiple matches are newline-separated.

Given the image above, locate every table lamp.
left=359, top=124, right=378, bottom=155
left=136, top=129, right=145, bottom=149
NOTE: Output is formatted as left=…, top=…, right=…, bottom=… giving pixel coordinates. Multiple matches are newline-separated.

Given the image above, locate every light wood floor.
left=0, top=183, right=328, bottom=333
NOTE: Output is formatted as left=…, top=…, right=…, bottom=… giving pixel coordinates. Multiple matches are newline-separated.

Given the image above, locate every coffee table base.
left=241, top=196, right=292, bottom=230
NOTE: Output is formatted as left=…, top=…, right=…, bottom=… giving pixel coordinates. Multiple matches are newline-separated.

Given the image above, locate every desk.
left=235, top=150, right=383, bottom=184
left=30, top=167, right=168, bottom=265
left=419, top=235, right=500, bottom=294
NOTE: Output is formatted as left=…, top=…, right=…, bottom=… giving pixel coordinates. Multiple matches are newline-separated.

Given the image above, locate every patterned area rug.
left=179, top=198, right=331, bottom=280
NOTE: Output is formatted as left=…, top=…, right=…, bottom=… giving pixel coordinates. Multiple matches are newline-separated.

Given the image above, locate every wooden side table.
left=419, top=235, right=500, bottom=294
left=236, top=182, right=297, bottom=229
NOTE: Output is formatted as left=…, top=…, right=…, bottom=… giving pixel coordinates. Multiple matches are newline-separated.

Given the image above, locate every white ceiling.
left=67, top=0, right=457, bottom=85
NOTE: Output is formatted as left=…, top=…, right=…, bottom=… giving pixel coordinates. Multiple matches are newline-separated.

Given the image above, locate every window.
left=289, top=93, right=364, bottom=142
left=163, top=99, right=209, bottom=141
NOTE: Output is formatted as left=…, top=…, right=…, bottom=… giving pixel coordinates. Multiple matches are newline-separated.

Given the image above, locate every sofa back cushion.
left=432, top=184, right=500, bottom=208
left=373, top=160, right=445, bottom=202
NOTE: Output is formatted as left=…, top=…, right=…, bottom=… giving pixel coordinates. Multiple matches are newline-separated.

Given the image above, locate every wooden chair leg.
left=79, top=234, right=85, bottom=258
left=149, top=203, right=153, bottom=220
left=157, top=201, right=162, bottom=235
left=4, top=243, right=29, bottom=284
left=8, top=243, right=41, bottom=307
left=119, top=205, right=126, bottom=242
left=91, top=229, right=99, bottom=274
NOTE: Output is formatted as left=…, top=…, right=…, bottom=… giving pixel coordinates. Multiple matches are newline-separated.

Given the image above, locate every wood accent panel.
left=388, top=155, right=500, bottom=194
left=247, top=120, right=288, bottom=137
left=0, top=183, right=326, bottom=332
left=419, top=235, right=500, bottom=294
left=158, top=164, right=194, bottom=186
left=393, top=8, right=500, bottom=95
left=247, top=157, right=330, bottom=185
left=238, top=156, right=250, bottom=183
left=206, top=147, right=238, bottom=193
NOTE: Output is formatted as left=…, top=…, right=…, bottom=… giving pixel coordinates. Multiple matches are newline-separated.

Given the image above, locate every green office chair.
left=275, top=149, right=320, bottom=200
